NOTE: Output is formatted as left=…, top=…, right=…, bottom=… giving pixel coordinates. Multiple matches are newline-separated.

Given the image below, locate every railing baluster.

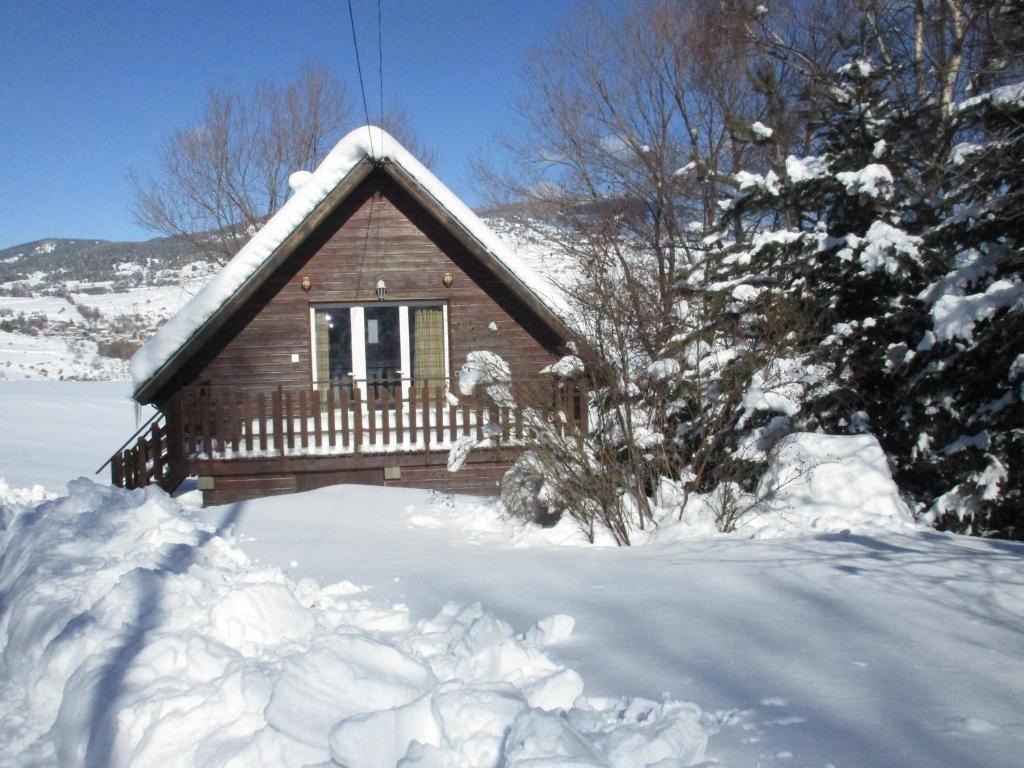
left=112, top=452, right=124, bottom=488
left=327, top=383, right=338, bottom=449
left=435, top=384, right=444, bottom=443
left=273, top=386, right=284, bottom=454
left=229, top=392, right=240, bottom=454
left=124, top=448, right=134, bottom=490
left=136, top=436, right=148, bottom=486
left=313, top=386, right=322, bottom=450
left=403, top=382, right=411, bottom=444
left=285, top=390, right=295, bottom=451
left=338, top=385, right=348, bottom=449
left=151, top=423, right=163, bottom=484
left=393, top=387, right=401, bottom=448
left=381, top=387, right=391, bottom=447
left=299, top=388, right=309, bottom=450
left=181, top=392, right=193, bottom=457
left=462, top=402, right=470, bottom=437
left=256, top=392, right=267, bottom=452
left=207, top=391, right=219, bottom=457
left=421, top=382, right=430, bottom=451
left=366, top=385, right=377, bottom=447
left=352, top=386, right=363, bottom=450
left=242, top=391, right=253, bottom=453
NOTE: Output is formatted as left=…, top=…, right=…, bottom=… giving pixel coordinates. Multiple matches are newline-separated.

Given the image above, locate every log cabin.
left=106, top=126, right=581, bottom=506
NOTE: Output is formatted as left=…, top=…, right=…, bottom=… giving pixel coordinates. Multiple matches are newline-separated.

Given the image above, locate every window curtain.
left=411, top=307, right=445, bottom=384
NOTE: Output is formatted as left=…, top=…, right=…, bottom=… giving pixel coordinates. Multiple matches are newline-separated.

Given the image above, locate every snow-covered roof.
left=130, top=126, right=568, bottom=401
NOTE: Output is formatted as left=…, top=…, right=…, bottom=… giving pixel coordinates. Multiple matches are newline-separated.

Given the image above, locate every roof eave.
left=133, top=159, right=377, bottom=405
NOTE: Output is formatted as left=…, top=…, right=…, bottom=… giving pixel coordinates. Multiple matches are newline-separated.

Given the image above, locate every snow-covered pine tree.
left=710, top=52, right=934, bottom=478
left=911, top=67, right=1024, bottom=537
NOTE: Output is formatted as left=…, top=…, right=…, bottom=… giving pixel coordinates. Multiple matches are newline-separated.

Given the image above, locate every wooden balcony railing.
left=161, top=377, right=586, bottom=462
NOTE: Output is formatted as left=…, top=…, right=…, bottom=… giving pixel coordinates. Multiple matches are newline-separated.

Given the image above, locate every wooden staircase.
left=102, top=413, right=186, bottom=493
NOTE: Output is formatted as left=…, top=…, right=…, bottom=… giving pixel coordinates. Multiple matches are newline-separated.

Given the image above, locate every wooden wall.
left=158, top=169, right=562, bottom=397
left=155, top=168, right=565, bottom=502
left=199, top=448, right=515, bottom=506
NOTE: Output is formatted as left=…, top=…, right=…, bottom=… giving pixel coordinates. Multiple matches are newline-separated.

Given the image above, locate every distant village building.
left=108, top=127, right=579, bottom=505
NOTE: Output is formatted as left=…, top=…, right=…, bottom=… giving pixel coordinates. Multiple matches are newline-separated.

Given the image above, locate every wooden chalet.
left=106, top=127, right=581, bottom=505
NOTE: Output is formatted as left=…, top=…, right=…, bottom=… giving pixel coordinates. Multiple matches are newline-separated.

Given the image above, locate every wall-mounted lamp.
left=376, top=279, right=387, bottom=300
left=442, top=271, right=454, bottom=287
left=301, top=275, right=312, bottom=292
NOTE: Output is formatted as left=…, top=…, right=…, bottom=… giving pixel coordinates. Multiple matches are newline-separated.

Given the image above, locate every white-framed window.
left=310, top=301, right=449, bottom=398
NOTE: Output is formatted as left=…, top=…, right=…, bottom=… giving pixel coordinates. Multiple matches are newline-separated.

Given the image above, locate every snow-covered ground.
left=1, top=382, right=1022, bottom=767
left=0, top=380, right=148, bottom=491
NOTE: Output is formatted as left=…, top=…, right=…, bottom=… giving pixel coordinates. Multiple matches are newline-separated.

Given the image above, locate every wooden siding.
left=199, top=449, right=513, bottom=506
left=154, top=169, right=562, bottom=401
left=147, top=168, right=565, bottom=502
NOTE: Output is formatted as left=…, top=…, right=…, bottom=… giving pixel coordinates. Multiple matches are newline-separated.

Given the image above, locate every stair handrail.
left=95, top=409, right=163, bottom=475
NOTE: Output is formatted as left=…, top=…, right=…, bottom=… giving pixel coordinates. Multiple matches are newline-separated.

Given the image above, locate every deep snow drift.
left=1, top=381, right=1023, bottom=767
left=0, top=481, right=711, bottom=767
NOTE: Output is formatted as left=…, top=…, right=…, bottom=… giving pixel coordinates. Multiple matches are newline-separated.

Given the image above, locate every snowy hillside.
left=1, top=382, right=1022, bottom=767
left=0, top=235, right=221, bottom=381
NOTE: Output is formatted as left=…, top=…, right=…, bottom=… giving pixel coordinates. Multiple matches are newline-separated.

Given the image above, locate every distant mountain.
left=0, top=235, right=222, bottom=292
left=0, top=234, right=224, bottom=381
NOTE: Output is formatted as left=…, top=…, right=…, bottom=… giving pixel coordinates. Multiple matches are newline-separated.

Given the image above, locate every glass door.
left=363, top=306, right=401, bottom=400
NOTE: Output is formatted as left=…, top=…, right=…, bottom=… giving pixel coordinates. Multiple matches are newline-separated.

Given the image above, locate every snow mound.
left=0, top=478, right=52, bottom=530
left=742, top=433, right=920, bottom=538
left=0, top=480, right=711, bottom=766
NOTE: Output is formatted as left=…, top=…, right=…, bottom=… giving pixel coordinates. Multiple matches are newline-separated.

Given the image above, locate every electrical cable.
left=346, top=0, right=375, bottom=155
left=377, top=0, right=384, bottom=131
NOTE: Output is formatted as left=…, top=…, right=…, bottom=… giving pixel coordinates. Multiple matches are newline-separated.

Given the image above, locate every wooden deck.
left=107, top=377, right=586, bottom=497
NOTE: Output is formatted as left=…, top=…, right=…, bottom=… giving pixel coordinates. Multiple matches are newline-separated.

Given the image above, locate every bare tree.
left=130, top=61, right=352, bottom=258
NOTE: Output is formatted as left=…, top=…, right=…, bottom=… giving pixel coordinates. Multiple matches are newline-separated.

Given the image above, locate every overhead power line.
left=346, top=0, right=375, bottom=154
left=377, top=0, right=384, bottom=132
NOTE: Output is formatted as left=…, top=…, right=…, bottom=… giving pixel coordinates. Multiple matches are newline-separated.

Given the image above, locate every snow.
left=458, top=350, right=513, bottom=404
left=931, top=279, right=1024, bottom=342
left=0, top=329, right=127, bottom=381
left=671, top=162, right=695, bottom=178
left=784, top=154, right=827, bottom=183
left=0, top=380, right=149, bottom=492
left=835, top=162, right=893, bottom=199
left=735, top=169, right=780, bottom=195
left=130, top=126, right=568, bottom=395
left=287, top=169, right=312, bottom=192
left=751, top=121, right=773, bottom=139
left=957, top=80, right=1024, bottom=112
left=857, top=219, right=922, bottom=273
left=743, top=432, right=918, bottom=538
left=737, top=357, right=827, bottom=428
left=0, top=480, right=708, bottom=767
left=2, top=381, right=1024, bottom=768
left=540, top=355, right=585, bottom=379
left=1010, top=353, right=1024, bottom=381
left=646, top=358, right=681, bottom=380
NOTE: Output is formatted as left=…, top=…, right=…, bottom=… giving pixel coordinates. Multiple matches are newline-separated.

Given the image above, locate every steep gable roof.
left=130, top=126, right=570, bottom=404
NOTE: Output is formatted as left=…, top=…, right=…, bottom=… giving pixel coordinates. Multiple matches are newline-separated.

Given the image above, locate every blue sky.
left=0, top=0, right=596, bottom=250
